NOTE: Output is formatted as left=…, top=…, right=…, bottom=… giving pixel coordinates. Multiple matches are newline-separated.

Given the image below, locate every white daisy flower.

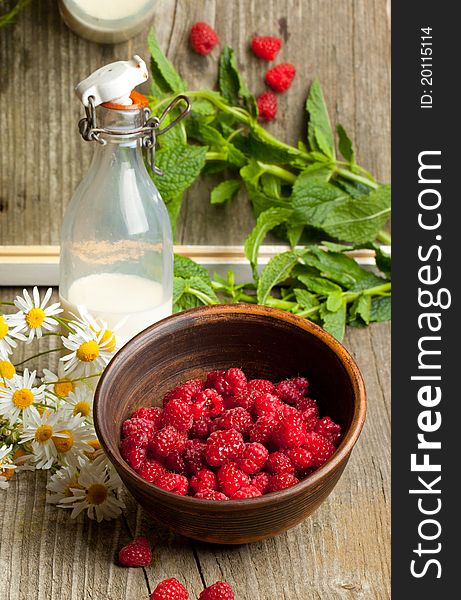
left=13, top=287, right=63, bottom=342
left=60, top=320, right=117, bottom=378
left=63, top=386, right=94, bottom=422
left=46, top=464, right=81, bottom=505
left=0, top=313, right=27, bottom=360
left=0, top=444, right=16, bottom=490
left=42, top=362, right=91, bottom=404
left=56, top=458, right=125, bottom=522
left=20, top=407, right=70, bottom=470
left=0, top=368, right=46, bottom=425
left=51, top=413, right=95, bottom=468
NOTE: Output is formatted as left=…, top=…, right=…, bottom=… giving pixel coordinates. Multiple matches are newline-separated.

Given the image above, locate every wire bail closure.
left=78, top=95, right=191, bottom=176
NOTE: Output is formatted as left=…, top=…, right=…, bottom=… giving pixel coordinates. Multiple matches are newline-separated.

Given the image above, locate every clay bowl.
left=94, top=304, right=366, bottom=544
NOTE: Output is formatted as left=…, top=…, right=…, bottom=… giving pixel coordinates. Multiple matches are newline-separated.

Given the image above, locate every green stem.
left=257, top=162, right=297, bottom=184
left=187, top=287, right=218, bottom=305
left=53, top=317, right=76, bottom=334
left=336, top=167, right=379, bottom=190
left=376, top=230, right=392, bottom=245
left=0, top=301, right=15, bottom=306
left=14, top=347, right=62, bottom=368
left=206, top=151, right=227, bottom=161
left=69, top=373, right=102, bottom=383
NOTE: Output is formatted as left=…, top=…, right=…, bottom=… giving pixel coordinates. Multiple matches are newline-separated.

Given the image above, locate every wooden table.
left=0, top=1, right=390, bottom=598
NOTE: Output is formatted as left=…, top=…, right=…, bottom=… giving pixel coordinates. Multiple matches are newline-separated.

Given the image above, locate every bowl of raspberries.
left=94, top=304, right=366, bottom=544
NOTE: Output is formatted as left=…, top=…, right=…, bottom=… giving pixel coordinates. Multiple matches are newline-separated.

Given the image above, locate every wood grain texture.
left=0, top=0, right=390, bottom=246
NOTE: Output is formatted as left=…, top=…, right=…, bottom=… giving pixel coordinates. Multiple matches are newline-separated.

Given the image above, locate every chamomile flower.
left=56, top=457, right=125, bottom=522
left=46, top=464, right=80, bottom=505
left=51, top=413, right=95, bottom=468
left=0, top=359, right=16, bottom=382
left=42, top=362, right=89, bottom=404
left=0, top=444, right=16, bottom=490
left=63, top=386, right=94, bottom=422
left=60, top=319, right=117, bottom=377
left=20, top=407, right=70, bottom=470
left=13, top=287, right=63, bottom=342
left=0, top=368, right=46, bottom=425
left=0, top=313, right=26, bottom=360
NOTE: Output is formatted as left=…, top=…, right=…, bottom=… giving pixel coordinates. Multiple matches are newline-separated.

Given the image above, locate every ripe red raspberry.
left=265, top=63, right=296, bottom=93
left=304, top=432, right=336, bottom=467
left=268, top=472, right=299, bottom=492
left=137, top=458, right=166, bottom=483
left=249, top=414, right=281, bottom=444
left=213, top=407, right=253, bottom=435
left=285, top=447, right=314, bottom=470
left=149, top=426, right=186, bottom=459
left=155, top=473, right=189, bottom=496
left=257, top=92, right=278, bottom=122
left=164, top=450, right=187, bottom=475
left=190, top=22, right=219, bottom=56
left=192, top=389, right=224, bottom=419
left=199, top=581, right=235, bottom=600
left=251, top=36, right=282, bottom=61
left=295, top=397, right=318, bottom=413
left=272, top=413, right=307, bottom=449
left=122, top=417, right=156, bottom=442
left=276, top=376, right=309, bottom=404
left=251, top=471, right=270, bottom=494
left=183, top=439, right=207, bottom=475
left=118, top=536, right=151, bottom=567
left=217, top=462, right=249, bottom=496
left=189, top=416, right=212, bottom=439
left=206, top=368, right=247, bottom=399
left=120, top=437, right=147, bottom=470
left=151, top=578, right=189, bottom=600
left=237, top=442, right=268, bottom=474
left=266, top=451, right=295, bottom=475
left=162, top=399, right=193, bottom=432
left=253, top=392, right=284, bottom=418
left=205, top=429, right=245, bottom=467
left=163, top=379, right=204, bottom=406
left=131, top=406, right=163, bottom=428
left=247, top=379, right=275, bottom=394
left=190, top=468, right=218, bottom=493
left=315, top=416, right=342, bottom=446
left=232, top=387, right=259, bottom=411
left=231, top=485, right=262, bottom=499
left=194, top=489, right=229, bottom=501
left=296, top=398, right=319, bottom=430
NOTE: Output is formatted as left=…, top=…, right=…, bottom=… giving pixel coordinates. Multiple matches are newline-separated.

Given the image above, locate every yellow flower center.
left=85, top=439, right=101, bottom=460
left=91, top=327, right=116, bottom=352
left=76, top=341, right=100, bottom=362
left=0, top=360, right=16, bottom=380
left=54, top=379, right=74, bottom=398
left=12, top=388, right=34, bottom=409
left=0, top=316, right=9, bottom=339
left=73, top=400, right=91, bottom=417
left=25, top=307, right=46, bottom=329
left=86, top=483, right=108, bottom=505
left=53, top=430, right=74, bottom=453
left=35, top=424, right=53, bottom=443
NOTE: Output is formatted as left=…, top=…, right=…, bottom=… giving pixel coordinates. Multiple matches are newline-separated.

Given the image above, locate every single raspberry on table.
left=149, top=426, right=187, bottom=459
left=194, top=489, right=229, bottom=501
left=266, top=451, right=295, bottom=475
left=164, top=450, right=187, bottom=475
left=118, top=536, right=152, bottom=567
left=253, top=391, right=284, bottom=418
left=190, top=468, right=218, bottom=493
left=231, top=485, right=262, bottom=499
left=190, top=22, right=220, bottom=55
left=247, top=379, right=275, bottom=394
left=285, top=447, right=314, bottom=470
left=315, top=416, right=342, bottom=446
left=205, top=429, right=245, bottom=467
left=199, top=581, right=235, bottom=600
left=268, top=472, right=299, bottom=492
left=265, top=63, right=296, bottom=93
left=163, top=379, right=204, bottom=406
left=249, top=414, right=281, bottom=445
left=272, top=413, right=307, bottom=449
left=154, top=473, right=189, bottom=496
left=276, top=376, right=309, bottom=404
left=131, top=406, right=163, bottom=428
left=217, top=462, right=250, bottom=496
left=192, top=388, right=224, bottom=419
left=304, top=432, right=336, bottom=467
left=151, top=578, right=189, bottom=600
left=251, top=471, right=270, bottom=494
left=251, top=36, right=282, bottom=61
left=237, top=442, right=268, bottom=474
left=206, top=368, right=247, bottom=399
left=213, top=407, right=253, bottom=435
left=120, top=437, right=147, bottom=470
left=183, top=439, right=207, bottom=475
left=137, top=458, right=166, bottom=483
left=162, top=398, right=193, bottom=432
left=122, top=417, right=156, bottom=442
left=257, top=92, right=278, bottom=122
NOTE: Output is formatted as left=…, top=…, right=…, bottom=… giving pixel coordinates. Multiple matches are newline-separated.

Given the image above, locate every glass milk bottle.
left=60, top=56, right=190, bottom=346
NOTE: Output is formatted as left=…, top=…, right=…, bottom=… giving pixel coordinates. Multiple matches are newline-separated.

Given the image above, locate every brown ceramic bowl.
left=94, top=304, right=366, bottom=544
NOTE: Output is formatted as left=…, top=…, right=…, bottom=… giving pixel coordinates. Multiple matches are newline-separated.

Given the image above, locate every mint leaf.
left=164, top=194, right=183, bottom=236
left=257, top=251, right=301, bottom=305
left=287, top=224, right=304, bottom=248
left=349, top=294, right=371, bottom=325
left=336, top=123, right=355, bottom=163
left=174, top=254, right=210, bottom=280
left=173, top=277, right=187, bottom=305
left=246, top=129, right=302, bottom=164
left=188, top=122, right=246, bottom=167
left=375, top=245, right=391, bottom=276
left=244, top=207, right=293, bottom=279
left=294, top=288, right=319, bottom=310
left=326, top=292, right=343, bottom=312
left=210, top=179, right=241, bottom=205
left=320, top=301, right=347, bottom=340
left=296, top=274, right=343, bottom=295
left=306, top=79, right=335, bottom=160
left=301, top=246, right=368, bottom=288
left=218, top=48, right=257, bottom=116
left=370, top=296, right=391, bottom=322
left=153, top=145, right=207, bottom=200
left=148, top=30, right=187, bottom=94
